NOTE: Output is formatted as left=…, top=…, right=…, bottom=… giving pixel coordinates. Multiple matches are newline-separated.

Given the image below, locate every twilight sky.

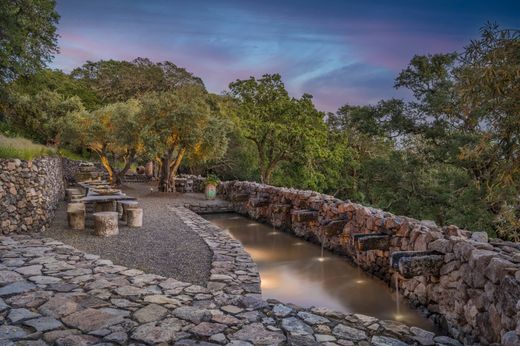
left=51, top=0, right=519, bottom=112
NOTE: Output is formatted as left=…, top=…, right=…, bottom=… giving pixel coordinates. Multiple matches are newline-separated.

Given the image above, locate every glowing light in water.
left=267, top=231, right=280, bottom=236
left=293, top=242, right=304, bottom=246
left=355, top=279, right=365, bottom=284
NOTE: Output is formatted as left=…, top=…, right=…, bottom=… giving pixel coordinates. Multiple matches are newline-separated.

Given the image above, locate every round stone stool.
left=120, top=200, right=139, bottom=220
left=126, top=208, right=143, bottom=228
left=67, top=203, right=85, bottom=230
left=93, top=212, right=119, bottom=237
left=95, top=201, right=115, bottom=212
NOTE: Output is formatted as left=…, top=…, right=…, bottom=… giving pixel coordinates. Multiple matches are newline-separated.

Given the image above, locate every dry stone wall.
left=218, top=180, right=520, bottom=345
left=0, top=157, right=64, bottom=234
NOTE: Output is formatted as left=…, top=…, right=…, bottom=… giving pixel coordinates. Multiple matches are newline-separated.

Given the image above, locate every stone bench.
left=93, top=212, right=119, bottom=236
left=126, top=208, right=143, bottom=228
left=65, top=188, right=82, bottom=202
left=67, top=203, right=85, bottom=230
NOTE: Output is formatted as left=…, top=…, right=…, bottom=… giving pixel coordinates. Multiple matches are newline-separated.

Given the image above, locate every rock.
left=433, top=336, right=462, bottom=346
left=131, top=322, right=177, bottom=344
left=316, top=334, right=336, bottom=342
left=332, top=324, right=367, bottom=341
left=42, top=329, right=81, bottom=343
left=471, top=232, right=488, bottom=243
left=297, top=311, right=330, bottom=324
left=410, top=326, right=435, bottom=345
left=133, top=303, right=168, bottom=323
left=0, top=325, right=29, bottom=340
left=0, top=281, right=36, bottom=296
left=104, top=331, right=128, bottom=344
left=143, top=294, right=180, bottom=305
left=114, top=285, right=146, bottom=296
left=371, top=335, right=409, bottom=346
left=273, top=304, right=293, bottom=317
left=221, top=305, right=243, bottom=314
left=173, top=306, right=211, bottom=323
left=15, top=265, right=43, bottom=276
left=0, top=270, right=24, bottom=284
left=62, top=308, right=124, bottom=332
left=38, top=295, right=81, bottom=318
left=8, top=308, right=40, bottom=322
left=23, top=316, right=63, bottom=332
left=231, top=322, right=286, bottom=345
left=28, top=275, right=62, bottom=285
left=191, top=322, right=227, bottom=337
left=55, top=334, right=100, bottom=345
left=281, top=317, right=314, bottom=336
left=501, top=331, right=519, bottom=346
left=485, top=257, right=514, bottom=283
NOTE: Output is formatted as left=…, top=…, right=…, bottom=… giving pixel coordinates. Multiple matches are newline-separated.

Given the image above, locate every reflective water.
left=205, top=213, right=436, bottom=332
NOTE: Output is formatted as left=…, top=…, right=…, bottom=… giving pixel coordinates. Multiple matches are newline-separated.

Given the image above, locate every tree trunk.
left=114, top=152, right=135, bottom=186
left=158, top=154, right=171, bottom=192
left=99, top=155, right=115, bottom=184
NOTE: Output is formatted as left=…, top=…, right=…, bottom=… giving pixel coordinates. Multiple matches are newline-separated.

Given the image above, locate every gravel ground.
left=45, top=182, right=212, bottom=286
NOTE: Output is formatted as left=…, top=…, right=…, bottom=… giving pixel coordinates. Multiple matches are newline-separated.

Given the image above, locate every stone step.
left=354, top=234, right=390, bottom=251
left=390, top=251, right=444, bottom=278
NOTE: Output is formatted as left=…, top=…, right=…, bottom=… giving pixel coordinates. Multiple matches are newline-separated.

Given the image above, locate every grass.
left=0, top=134, right=56, bottom=160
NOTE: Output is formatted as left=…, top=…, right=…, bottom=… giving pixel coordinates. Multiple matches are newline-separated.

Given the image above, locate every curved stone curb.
left=168, top=206, right=261, bottom=296
left=0, top=233, right=456, bottom=345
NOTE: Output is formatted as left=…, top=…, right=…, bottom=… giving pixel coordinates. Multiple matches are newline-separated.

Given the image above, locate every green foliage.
left=204, top=174, right=220, bottom=186
left=62, top=99, right=145, bottom=183
left=228, top=74, right=328, bottom=184
left=0, top=0, right=59, bottom=84
left=8, top=69, right=100, bottom=109
left=71, top=58, right=205, bottom=104
left=3, top=89, right=84, bottom=145
left=0, top=134, right=55, bottom=160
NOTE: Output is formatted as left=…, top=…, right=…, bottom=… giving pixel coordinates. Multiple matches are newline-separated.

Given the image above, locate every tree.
left=140, top=86, right=230, bottom=192
left=4, top=89, right=84, bottom=145
left=0, top=0, right=59, bottom=84
left=62, top=99, right=145, bottom=184
left=8, top=69, right=100, bottom=109
left=70, top=58, right=205, bottom=104
left=228, top=74, right=327, bottom=184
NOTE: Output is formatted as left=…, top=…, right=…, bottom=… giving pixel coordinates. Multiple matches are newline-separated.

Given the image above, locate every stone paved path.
left=0, top=219, right=459, bottom=345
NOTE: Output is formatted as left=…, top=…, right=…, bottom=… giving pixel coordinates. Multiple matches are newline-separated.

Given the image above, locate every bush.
left=0, top=134, right=55, bottom=160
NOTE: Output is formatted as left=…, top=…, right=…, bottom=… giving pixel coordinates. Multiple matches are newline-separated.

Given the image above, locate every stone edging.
left=0, top=234, right=460, bottom=345
left=167, top=206, right=261, bottom=296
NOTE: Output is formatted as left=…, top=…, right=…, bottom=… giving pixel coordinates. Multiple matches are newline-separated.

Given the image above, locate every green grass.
left=0, top=135, right=56, bottom=160
left=58, top=148, right=88, bottom=161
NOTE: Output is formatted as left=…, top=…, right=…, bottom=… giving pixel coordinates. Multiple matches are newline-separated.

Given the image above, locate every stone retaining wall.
left=0, top=157, right=64, bottom=234
left=218, top=180, right=520, bottom=345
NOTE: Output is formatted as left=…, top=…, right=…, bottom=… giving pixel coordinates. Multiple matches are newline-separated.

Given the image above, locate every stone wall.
left=62, top=157, right=106, bottom=184
left=218, top=180, right=520, bottom=345
left=0, top=157, right=64, bottom=234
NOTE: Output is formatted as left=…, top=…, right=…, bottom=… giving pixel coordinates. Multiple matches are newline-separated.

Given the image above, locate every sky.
left=51, top=0, right=519, bottom=112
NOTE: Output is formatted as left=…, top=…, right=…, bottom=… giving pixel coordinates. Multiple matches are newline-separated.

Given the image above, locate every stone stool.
left=126, top=208, right=143, bottom=228
left=67, top=203, right=85, bottom=230
left=93, top=212, right=119, bottom=236
left=95, top=201, right=115, bottom=212
left=120, top=200, right=139, bottom=220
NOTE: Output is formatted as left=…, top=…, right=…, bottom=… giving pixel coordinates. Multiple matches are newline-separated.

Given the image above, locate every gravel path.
left=45, top=182, right=212, bottom=286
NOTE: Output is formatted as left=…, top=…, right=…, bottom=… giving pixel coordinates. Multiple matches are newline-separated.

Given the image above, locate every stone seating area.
left=65, top=183, right=143, bottom=236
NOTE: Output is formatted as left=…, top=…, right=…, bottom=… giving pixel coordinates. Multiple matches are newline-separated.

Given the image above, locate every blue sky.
left=51, top=0, right=519, bottom=112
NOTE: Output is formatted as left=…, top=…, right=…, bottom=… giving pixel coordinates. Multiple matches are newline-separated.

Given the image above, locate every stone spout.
left=390, top=251, right=444, bottom=278
left=291, top=210, right=319, bottom=222
left=354, top=233, right=390, bottom=251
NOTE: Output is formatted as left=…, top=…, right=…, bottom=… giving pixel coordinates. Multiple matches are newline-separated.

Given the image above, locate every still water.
left=204, top=213, right=436, bottom=332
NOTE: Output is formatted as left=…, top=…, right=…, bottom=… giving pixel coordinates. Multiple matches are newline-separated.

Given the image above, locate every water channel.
left=204, top=213, right=437, bottom=332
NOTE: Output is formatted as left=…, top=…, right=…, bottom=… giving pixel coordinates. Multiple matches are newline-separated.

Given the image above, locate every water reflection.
left=205, top=213, right=436, bottom=332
